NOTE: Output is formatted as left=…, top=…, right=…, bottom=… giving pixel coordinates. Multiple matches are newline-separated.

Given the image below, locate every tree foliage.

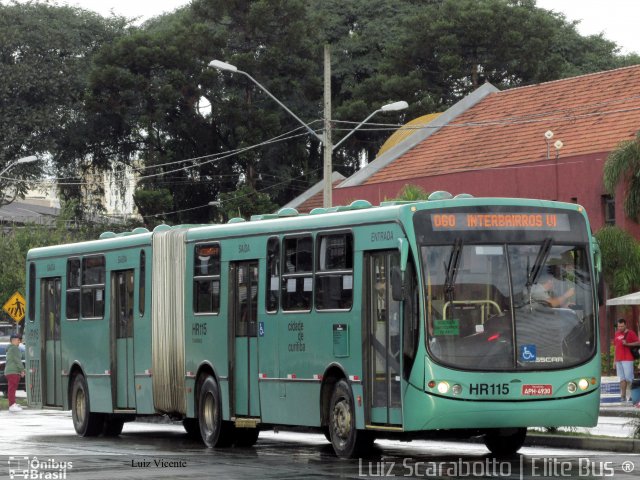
left=603, top=132, right=640, bottom=222
left=0, top=203, right=112, bottom=305
left=133, top=188, right=174, bottom=229
left=218, top=184, right=277, bottom=221
left=1, top=0, right=638, bottom=223
left=594, top=226, right=640, bottom=297
left=0, top=1, right=128, bottom=204
left=393, top=184, right=430, bottom=201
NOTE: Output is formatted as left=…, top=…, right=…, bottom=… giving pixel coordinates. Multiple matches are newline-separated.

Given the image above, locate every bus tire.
left=483, top=428, right=527, bottom=456
left=198, top=376, right=234, bottom=448
left=329, top=379, right=373, bottom=458
left=234, top=428, right=259, bottom=447
left=71, top=374, right=103, bottom=437
left=103, top=416, right=124, bottom=436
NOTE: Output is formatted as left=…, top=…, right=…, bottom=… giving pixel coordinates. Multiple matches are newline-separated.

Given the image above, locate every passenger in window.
left=531, top=273, right=575, bottom=308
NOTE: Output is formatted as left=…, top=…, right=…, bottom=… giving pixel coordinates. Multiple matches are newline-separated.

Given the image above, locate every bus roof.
left=26, top=196, right=588, bottom=260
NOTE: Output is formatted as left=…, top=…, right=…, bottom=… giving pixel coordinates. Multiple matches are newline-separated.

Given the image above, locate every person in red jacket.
left=614, top=319, right=640, bottom=403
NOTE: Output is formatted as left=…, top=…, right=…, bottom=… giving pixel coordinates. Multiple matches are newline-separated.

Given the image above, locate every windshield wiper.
left=443, top=238, right=463, bottom=316
left=526, top=237, right=553, bottom=289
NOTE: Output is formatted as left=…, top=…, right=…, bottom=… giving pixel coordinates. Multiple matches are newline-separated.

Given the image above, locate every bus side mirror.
left=391, top=266, right=406, bottom=301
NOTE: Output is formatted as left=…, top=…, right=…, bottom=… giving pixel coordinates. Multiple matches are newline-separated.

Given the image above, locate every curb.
left=527, top=433, right=640, bottom=453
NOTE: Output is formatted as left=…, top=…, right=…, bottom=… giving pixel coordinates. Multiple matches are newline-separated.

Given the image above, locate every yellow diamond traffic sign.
left=2, top=291, right=26, bottom=323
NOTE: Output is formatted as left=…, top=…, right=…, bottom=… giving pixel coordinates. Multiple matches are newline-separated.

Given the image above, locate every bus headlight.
left=437, top=381, right=450, bottom=394
left=452, top=384, right=462, bottom=395
left=578, top=379, right=589, bottom=391
left=567, top=382, right=577, bottom=393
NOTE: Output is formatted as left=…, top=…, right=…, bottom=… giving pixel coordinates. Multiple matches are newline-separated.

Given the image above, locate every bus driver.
left=531, top=273, right=575, bottom=308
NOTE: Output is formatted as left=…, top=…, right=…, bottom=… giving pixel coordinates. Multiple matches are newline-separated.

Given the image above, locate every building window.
left=194, top=243, right=221, bottom=314
left=603, top=195, right=615, bottom=226
left=315, top=233, right=353, bottom=310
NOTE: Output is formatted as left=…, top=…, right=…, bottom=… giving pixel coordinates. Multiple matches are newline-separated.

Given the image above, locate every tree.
left=0, top=202, right=110, bottom=303
left=382, top=0, right=636, bottom=106
left=594, top=226, right=640, bottom=298
left=0, top=2, right=128, bottom=207
left=603, top=132, right=640, bottom=222
left=393, top=184, right=430, bottom=201
left=82, top=0, right=323, bottom=224
left=77, top=0, right=639, bottom=221
left=133, top=188, right=174, bottom=229
left=218, top=184, right=277, bottom=220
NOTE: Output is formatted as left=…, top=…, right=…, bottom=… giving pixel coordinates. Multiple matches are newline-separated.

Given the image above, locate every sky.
left=536, top=0, right=640, bottom=55
left=3, top=0, right=639, bottom=55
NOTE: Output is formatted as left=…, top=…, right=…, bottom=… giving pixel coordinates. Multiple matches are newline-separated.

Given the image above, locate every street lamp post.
left=0, top=155, right=38, bottom=206
left=0, top=155, right=38, bottom=177
left=208, top=59, right=407, bottom=208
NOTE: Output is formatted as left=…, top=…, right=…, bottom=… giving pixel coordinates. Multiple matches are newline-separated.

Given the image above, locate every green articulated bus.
left=24, top=194, right=601, bottom=458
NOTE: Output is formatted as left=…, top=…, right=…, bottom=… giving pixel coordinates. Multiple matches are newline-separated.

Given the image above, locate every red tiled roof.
left=295, top=178, right=345, bottom=213
left=365, top=65, right=640, bottom=185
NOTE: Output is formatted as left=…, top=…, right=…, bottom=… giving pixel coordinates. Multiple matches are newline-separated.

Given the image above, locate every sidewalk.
left=525, top=403, right=640, bottom=453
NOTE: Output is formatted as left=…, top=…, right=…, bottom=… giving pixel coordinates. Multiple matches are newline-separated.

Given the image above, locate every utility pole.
left=323, top=45, right=332, bottom=208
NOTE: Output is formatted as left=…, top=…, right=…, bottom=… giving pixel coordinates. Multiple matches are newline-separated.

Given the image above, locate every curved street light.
left=208, top=59, right=407, bottom=207
left=0, top=155, right=38, bottom=206
left=0, top=155, right=38, bottom=177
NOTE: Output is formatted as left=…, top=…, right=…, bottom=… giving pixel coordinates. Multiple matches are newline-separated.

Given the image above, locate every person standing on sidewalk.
left=614, top=319, right=639, bottom=403
left=5, top=332, right=25, bottom=412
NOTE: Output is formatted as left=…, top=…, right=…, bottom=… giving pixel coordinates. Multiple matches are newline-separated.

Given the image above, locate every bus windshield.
left=422, top=242, right=595, bottom=371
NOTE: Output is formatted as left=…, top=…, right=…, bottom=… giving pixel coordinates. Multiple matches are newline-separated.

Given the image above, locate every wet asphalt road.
left=1, top=408, right=639, bottom=479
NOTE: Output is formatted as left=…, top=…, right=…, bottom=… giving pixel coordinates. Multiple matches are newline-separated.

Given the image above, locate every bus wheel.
left=483, top=428, right=527, bottom=456
left=235, top=428, right=259, bottom=447
left=329, top=379, right=373, bottom=458
left=103, top=416, right=124, bottom=436
left=71, top=374, right=103, bottom=437
left=198, top=376, right=234, bottom=448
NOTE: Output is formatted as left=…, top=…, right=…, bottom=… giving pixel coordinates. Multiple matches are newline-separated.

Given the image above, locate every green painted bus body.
left=24, top=197, right=601, bottom=440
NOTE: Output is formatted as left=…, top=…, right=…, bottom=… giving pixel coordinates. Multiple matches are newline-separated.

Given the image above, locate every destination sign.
left=430, top=213, right=571, bottom=231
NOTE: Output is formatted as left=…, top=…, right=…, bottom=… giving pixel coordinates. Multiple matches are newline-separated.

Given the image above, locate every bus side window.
left=81, top=255, right=105, bottom=319
left=193, top=243, right=221, bottom=314
left=266, top=237, right=280, bottom=313
left=66, top=258, right=80, bottom=320
left=403, top=260, right=419, bottom=378
left=315, top=233, right=353, bottom=311
left=139, top=250, right=146, bottom=317
left=28, top=262, right=36, bottom=322
left=282, top=235, right=313, bottom=311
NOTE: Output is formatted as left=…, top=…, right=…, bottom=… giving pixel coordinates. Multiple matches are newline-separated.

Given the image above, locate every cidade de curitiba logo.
left=8, top=456, right=73, bottom=479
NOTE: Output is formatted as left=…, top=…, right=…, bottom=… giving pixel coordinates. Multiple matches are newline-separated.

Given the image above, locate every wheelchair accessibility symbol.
left=520, top=345, right=537, bottom=362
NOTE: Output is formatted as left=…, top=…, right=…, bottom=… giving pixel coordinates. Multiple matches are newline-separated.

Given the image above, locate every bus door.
left=230, top=261, right=260, bottom=418
left=111, top=269, right=136, bottom=410
left=365, top=251, right=402, bottom=425
left=42, top=277, right=62, bottom=407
